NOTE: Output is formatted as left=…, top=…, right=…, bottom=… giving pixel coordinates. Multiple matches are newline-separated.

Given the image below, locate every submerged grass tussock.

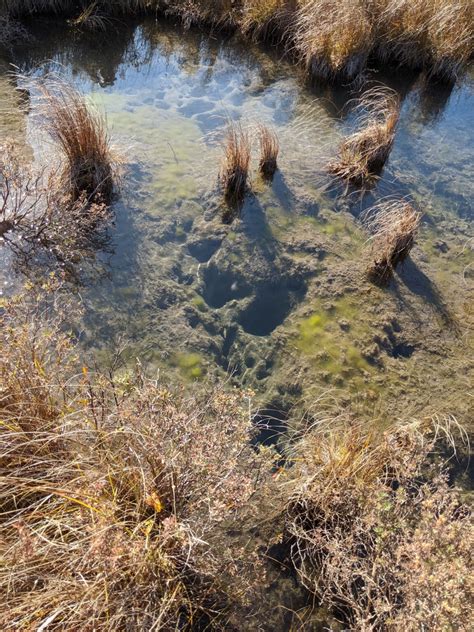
left=258, top=123, right=279, bottom=180
left=37, top=77, right=115, bottom=204
left=285, top=416, right=473, bottom=631
left=364, top=199, right=422, bottom=284
left=0, top=290, right=267, bottom=630
left=220, top=121, right=251, bottom=207
left=329, top=87, right=400, bottom=188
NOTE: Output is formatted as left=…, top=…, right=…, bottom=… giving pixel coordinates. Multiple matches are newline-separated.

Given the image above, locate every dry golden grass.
left=37, top=77, right=115, bottom=204
left=329, top=87, right=400, bottom=188
left=258, top=123, right=279, bottom=180
left=220, top=121, right=251, bottom=206
left=364, top=198, right=422, bottom=284
left=294, top=0, right=373, bottom=82
left=285, top=415, right=473, bottom=631
left=0, top=289, right=267, bottom=630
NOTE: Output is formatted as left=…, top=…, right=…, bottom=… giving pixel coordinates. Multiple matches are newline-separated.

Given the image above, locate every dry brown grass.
left=329, top=87, right=400, bottom=188
left=0, top=289, right=268, bottom=630
left=37, top=77, right=115, bottom=204
left=285, top=415, right=473, bottom=631
left=220, top=121, right=251, bottom=206
left=258, top=123, right=279, bottom=180
left=294, top=0, right=373, bottom=82
left=364, top=199, right=422, bottom=284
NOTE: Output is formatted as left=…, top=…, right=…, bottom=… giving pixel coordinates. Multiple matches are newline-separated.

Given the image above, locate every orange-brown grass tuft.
left=285, top=415, right=473, bottom=630
left=258, top=123, right=279, bottom=180
left=0, top=289, right=267, bottom=630
left=294, top=0, right=373, bottom=82
left=37, top=77, right=114, bottom=204
left=364, top=199, right=422, bottom=284
left=329, top=87, right=400, bottom=187
left=220, top=121, right=251, bottom=206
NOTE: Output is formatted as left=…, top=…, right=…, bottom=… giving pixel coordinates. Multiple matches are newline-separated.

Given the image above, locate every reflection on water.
left=1, top=16, right=473, bottom=426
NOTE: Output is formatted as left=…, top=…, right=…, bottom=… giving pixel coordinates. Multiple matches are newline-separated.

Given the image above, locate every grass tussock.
left=37, top=77, right=115, bottom=204
left=294, top=0, right=373, bottom=82
left=329, top=87, right=400, bottom=188
left=0, top=290, right=267, bottom=630
left=220, top=121, right=251, bottom=206
left=364, top=199, right=422, bottom=284
left=286, top=416, right=473, bottom=631
left=258, top=123, right=279, bottom=180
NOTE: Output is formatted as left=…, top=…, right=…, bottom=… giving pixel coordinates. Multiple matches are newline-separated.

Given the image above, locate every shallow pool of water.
left=1, top=17, right=473, bottom=426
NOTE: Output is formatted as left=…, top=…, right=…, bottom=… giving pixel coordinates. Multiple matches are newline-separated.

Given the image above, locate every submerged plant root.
left=220, top=122, right=251, bottom=208
left=329, top=87, right=400, bottom=187
left=258, top=124, right=279, bottom=180
left=364, top=199, right=422, bottom=284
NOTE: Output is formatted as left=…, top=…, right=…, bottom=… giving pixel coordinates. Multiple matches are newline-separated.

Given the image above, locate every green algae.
left=174, top=352, right=204, bottom=380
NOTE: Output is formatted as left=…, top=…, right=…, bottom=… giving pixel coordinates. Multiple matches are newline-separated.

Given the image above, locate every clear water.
left=1, top=17, right=473, bottom=427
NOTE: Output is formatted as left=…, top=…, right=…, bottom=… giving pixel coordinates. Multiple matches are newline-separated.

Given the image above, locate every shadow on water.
left=396, top=258, right=457, bottom=329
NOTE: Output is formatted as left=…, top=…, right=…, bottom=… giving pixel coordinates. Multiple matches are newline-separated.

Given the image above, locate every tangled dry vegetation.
left=0, top=77, right=116, bottom=274
left=329, top=87, right=400, bottom=188
left=364, top=199, right=422, bottom=284
left=285, top=416, right=473, bottom=631
left=0, top=290, right=269, bottom=630
left=1, top=0, right=473, bottom=81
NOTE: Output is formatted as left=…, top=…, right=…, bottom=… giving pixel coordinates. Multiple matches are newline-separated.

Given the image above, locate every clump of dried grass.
left=37, top=77, right=115, bottom=204
left=285, top=415, right=473, bottom=631
left=220, top=121, right=251, bottom=206
left=0, top=289, right=267, bottom=630
left=294, top=0, right=373, bottom=82
left=364, top=199, right=422, bottom=284
left=329, top=87, right=400, bottom=187
left=258, top=123, right=279, bottom=180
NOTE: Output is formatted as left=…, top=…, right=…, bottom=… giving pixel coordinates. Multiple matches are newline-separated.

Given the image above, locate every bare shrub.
left=258, top=123, right=279, bottom=180
left=329, top=87, right=400, bottom=187
left=0, top=289, right=268, bottom=630
left=364, top=199, right=422, bottom=284
left=0, top=140, right=109, bottom=273
left=285, top=416, right=473, bottom=631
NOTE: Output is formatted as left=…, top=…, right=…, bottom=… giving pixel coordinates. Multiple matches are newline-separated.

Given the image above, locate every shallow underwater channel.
left=1, top=16, right=473, bottom=432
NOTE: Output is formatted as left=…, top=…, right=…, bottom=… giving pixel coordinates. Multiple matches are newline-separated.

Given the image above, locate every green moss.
left=174, top=352, right=204, bottom=380
left=191, top=296, right=207, bottom=312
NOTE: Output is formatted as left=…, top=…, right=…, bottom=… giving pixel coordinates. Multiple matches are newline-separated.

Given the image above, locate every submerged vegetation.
left=364, top=199, right=422, bottom=284
left=1, top=0, right=473, bottom=81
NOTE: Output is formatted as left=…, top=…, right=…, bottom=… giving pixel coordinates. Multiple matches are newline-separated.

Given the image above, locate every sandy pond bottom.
left=1, top=17, right=473, bottom=436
